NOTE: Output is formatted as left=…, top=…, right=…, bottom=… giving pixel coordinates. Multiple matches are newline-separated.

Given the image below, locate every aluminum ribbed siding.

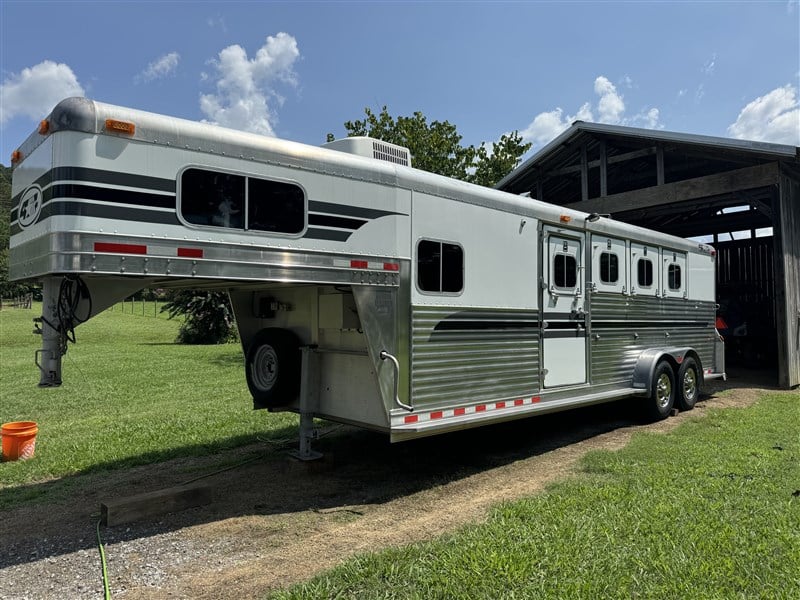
left=411, top=307, right=540, bottom=406
left=590, top=294, right=717, bottom=384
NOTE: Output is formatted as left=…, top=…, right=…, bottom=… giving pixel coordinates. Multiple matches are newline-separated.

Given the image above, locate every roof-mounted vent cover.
left=322, top=136, right=411, bottom=167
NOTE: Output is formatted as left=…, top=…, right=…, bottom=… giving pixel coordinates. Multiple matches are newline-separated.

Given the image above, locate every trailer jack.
left=287, top=346, right=323, bottom=461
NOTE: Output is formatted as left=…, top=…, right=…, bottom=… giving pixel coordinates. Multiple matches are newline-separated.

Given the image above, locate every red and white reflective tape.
left=334, top=258, right=399, bottom=271
left=93, top=242, right=204, bottom=258
left=396, top=396, right=542, bottom=426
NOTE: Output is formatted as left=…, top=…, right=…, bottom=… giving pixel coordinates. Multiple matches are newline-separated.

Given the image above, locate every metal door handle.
left=380, top=350, right=413, bottom=412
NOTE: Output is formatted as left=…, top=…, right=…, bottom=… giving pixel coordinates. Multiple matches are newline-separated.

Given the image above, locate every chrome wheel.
left=683, top=368, right=697, bottom=403
left=656, top=372, right=672, bottom=410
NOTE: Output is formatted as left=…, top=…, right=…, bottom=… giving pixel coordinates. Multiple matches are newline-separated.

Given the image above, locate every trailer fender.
left=631, top=347, right=701, bottom=392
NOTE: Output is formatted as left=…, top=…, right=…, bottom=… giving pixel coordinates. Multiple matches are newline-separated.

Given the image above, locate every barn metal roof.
left=497, top=121, right=799, bottom=193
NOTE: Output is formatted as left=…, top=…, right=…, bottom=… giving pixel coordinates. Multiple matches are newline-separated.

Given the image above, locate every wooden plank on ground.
left=101, top=483, right=213, bottom=526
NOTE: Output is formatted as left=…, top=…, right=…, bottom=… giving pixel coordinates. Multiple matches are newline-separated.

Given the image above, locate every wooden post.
left=101, top=483, right=213, bottom=526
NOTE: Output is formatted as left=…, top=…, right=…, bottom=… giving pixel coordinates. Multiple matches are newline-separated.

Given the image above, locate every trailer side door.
left=541, top=226, right=587, bottom=387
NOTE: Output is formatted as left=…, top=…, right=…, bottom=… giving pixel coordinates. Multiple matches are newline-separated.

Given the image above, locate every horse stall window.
left=600, top=251, right=619, bottom=284
left=181, top=168, right=245, bottom=229
left=637, top=258, right=654, bottom=287
left=668, top=263, right=682, bottom=290
left=554, top=254, right=577, bottom=289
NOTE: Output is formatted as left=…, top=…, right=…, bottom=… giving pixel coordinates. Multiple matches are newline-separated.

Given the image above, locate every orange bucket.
left=1, top=421, right=39, bottom=461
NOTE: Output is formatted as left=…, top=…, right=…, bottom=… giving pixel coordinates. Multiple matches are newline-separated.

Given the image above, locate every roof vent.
left=322, top=136, right=411, bottom=167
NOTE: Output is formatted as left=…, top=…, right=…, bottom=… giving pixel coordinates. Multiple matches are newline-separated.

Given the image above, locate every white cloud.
left=677, top=89, right=687, bottom=98
left=595, top=76, right=625, bottom=124
left=520, top=75, right=662, bottom=149
left=0, top=60, right=84, bottom=124
left=703, top=53, right=717, bottom=76
left=199, top=32, right=300, bottom=136
left=727, top=84, right=800, bottom=145
left=520, top=103, right=592, bottom=149
left=137, top=52, right=180, bottom=82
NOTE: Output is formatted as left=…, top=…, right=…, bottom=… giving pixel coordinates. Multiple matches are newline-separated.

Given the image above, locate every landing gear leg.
left=288, top=346, right=323, bottom=461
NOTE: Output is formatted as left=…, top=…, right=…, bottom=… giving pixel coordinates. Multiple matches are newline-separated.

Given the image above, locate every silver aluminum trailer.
left=9, top=98, right=725, bottom=455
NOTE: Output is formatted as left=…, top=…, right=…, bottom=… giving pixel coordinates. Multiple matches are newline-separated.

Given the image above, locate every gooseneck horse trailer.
left=9, top=98, right=725, bottom=456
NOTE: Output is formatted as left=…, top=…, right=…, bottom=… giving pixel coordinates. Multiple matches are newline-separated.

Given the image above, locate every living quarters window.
left=599, top=252, right=619, bottom=284
left=417, top=240, right=463, bottom=293
left=554, top=254, right=577, bottom=289
left=668, top=264, right=682, bottom=290
left=637, top=258, right=654, bottom=287
left=180, top=168, right=304, bottom=234
left=248, top=178, right=304, bottom=233
left=182, top=169, right=244, bottom=228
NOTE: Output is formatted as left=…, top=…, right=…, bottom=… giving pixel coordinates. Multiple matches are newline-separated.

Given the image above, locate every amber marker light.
left=105, top=119, right=136, bottom=135
left=38, top=120, right=50, bottom=135
left=11, top=150, right=22, bottom=164
left=559, top=214, right=572, bottom=223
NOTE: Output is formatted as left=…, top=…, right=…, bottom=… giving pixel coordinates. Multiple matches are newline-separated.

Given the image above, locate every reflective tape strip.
left=94, top=242, right=147, bottom=254
left=394, top=396, right=542, bottom=427
left=334, top=258, right=401, bottom=271
left=177, top=247, right=203, bottom=258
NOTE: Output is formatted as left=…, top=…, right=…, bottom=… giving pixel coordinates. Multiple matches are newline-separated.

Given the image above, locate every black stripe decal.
left=11, top=167, right=176, bottom=209
left=545, top=321, right=586, bottom=330
left=308, top=199, right=404, bottom=220
left=592, top=321, right=709, bottom=329
left=433, top=320, right=539, bottom=331
left=48, top=167, right=176, bottom=193
left=44, top=184, right=175, bottom=210
left=304, top=228, right=351, bottom=242
left=308, top=213, right=367, bottom=230
left=38, top=201, right=180, bottom=225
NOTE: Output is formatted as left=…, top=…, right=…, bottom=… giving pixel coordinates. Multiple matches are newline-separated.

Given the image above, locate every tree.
left=160, top=290, right=237, bottom=344
left=327, top=106, right=530, bottom=187
left=0, top=164, right=39, bottom=299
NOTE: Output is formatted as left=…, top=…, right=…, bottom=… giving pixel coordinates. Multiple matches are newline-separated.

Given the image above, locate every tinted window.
left=599, top=252, right=619, bottom=284
left=554, top=254, right=577, bottom=289
left=637, top=258, right=653, bottom=287
left=418, top=240, right=463, bottom=293
left=668, top=264, right=682, bottom=290
left=182, top=169, right=244, bottom=228
left=248, top=178, right=304, bottom=233
left=181, top=168, right=305, bottom=234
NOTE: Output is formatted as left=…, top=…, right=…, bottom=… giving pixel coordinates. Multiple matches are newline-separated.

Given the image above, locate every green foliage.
left=0, top=163, right=39, bottom=298
left=161, top=290, right=237, bottom=344
left=328, top=107, right=530, bottom=187
left=274, top=393, right=800, bottom=599
left=0, top=303, right=295, bottom=508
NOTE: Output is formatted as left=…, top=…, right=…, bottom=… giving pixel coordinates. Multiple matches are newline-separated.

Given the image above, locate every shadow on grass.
left=0, top=371, right=779, bottom=571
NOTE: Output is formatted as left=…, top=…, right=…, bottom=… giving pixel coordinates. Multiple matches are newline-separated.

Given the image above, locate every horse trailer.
left=9, top=98, right=725, bottom=457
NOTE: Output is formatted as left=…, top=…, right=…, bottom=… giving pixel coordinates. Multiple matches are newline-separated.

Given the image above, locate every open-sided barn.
left=497, top=123, right=800, bottom=388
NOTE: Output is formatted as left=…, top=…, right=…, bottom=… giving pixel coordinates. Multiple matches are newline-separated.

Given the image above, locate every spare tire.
left=245, top=328, right=301, bottom=408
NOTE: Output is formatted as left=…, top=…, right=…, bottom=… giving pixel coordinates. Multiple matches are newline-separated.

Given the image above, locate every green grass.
left=273, top=392, right=800, bottom=600
left=0, top=303, right=295, bottom=508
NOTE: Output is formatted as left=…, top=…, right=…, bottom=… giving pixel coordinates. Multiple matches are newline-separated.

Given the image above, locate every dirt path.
left=0, top=377, right=782, bottom=599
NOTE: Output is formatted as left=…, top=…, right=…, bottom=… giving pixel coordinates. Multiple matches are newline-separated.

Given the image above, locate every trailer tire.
left=646, top=360, right=675, bottom=421
left=676, top=357, right=701, bottom=411
left=246, top=328, right=301, bottom=408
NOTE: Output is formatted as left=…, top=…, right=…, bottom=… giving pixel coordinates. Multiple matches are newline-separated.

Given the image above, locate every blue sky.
left=1, top=1, right=798, bottom=167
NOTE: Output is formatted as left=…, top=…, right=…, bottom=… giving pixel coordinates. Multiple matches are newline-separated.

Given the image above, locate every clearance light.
left=11, top=150, right=22, bottom=164
left=559, top=215, right=572, bottom=223
left=38, top=120, right=50, bottom=135
left=105, top=119, right=136, bottom=135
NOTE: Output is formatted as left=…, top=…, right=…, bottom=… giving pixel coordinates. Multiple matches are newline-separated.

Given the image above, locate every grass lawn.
left=273, top=392, right=800, bottom=600
left=0, top=303, right=296, bottom=508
